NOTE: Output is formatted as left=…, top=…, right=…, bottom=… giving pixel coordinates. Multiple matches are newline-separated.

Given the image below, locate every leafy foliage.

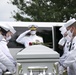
left=11, top=0, right=76, bottom=22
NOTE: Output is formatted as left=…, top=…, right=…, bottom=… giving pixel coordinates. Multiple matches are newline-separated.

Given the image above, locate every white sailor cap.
left=64, top=18, right=76, bottom=28
left=28, top=25, right=38, bottom=28
left=0, top=24, right=16, bottom=34
left=59, top=26, right=67, bottom=35
left=0, top=24, right=9, bottom=31
left=6, top=24, right=16, bottom=34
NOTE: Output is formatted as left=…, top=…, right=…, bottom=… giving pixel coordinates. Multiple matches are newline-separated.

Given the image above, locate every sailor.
left=58, top=26, right=72, bottom=63
left=62, top=18, right=76, bottom=75
left=16, top=25, right=43, bottom=47
left=0, top=24, right=16, bottom=75
left=58, top=26, right=72, bottom=75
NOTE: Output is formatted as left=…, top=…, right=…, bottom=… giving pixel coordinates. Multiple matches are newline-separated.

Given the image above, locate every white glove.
left=59, top=66, right=64, bottom=75
left=58, top=37, right=65, bottom=46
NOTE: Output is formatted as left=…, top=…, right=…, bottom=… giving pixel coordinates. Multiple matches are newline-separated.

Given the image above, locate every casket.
left=16, top=45, right=59, bottom=75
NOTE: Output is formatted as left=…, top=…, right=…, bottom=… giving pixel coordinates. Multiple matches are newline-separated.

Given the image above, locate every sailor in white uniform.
left=58, top=26, right=72, bottom=64
left=0, top=24, right=16, bottom=75
left=58, top=26, right=72, bottom=75
left=16, top=25, right=43, bottom=47
left=62, top=18, right=76, bottom=75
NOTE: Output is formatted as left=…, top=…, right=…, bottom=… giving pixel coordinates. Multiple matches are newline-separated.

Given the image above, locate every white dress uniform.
left=59, top=39, right=71, bottom=65
left=63, top=18, right=76, bottom=75
left=58, top=38, right=71, bottom=75
left=16, top=30, right=43, bottom=47
left=58, top=26, right=71, bottom=65
left=0, top=24, right=16, bottom=75
left=63, top=36, right=76, bottom=75
left=58, top=26, right=71, bottom=75
left=0, top=38, right=16, bottom=74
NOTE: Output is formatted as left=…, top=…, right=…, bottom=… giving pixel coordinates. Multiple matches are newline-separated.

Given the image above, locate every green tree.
left=11, top=0, right=76, bottom=22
